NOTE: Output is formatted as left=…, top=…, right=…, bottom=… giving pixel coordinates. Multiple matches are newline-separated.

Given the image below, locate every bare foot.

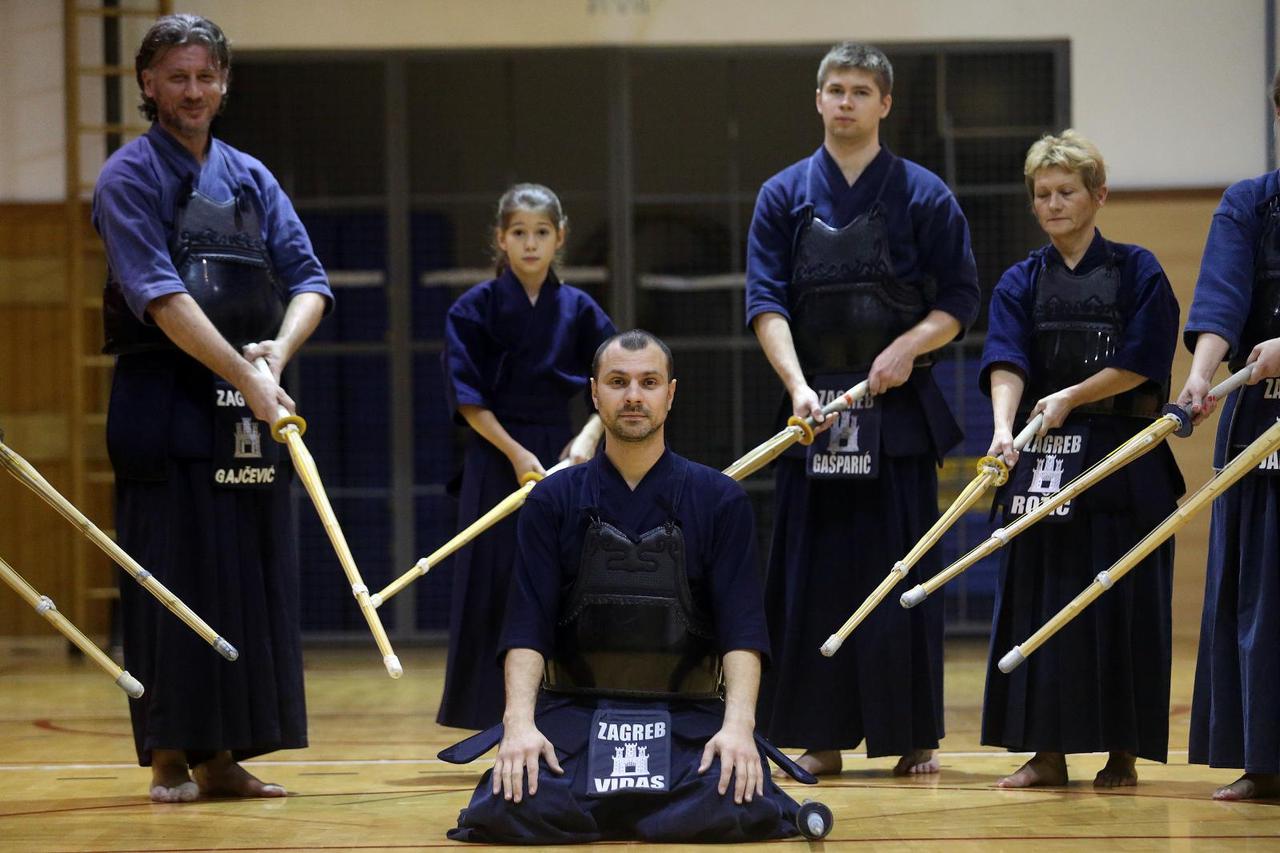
left=1212, top=773, right=1280, bottom=801
left=793, top=749, right=843, bottom=776
left=1093, top=751, right=1137, bottom=788
left=193, top=752, right=287, bottom=798
left=996, top=752, right=1068, bottom=788
left=149, top=749, right=199, bottom=803
left=893, top=748, right=940, bottom=775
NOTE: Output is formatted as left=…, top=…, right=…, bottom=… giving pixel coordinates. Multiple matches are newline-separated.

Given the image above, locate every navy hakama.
left=761, top=451, right=946, bottom=754
left=439, top=270, right=614, bottom=730
left=746, top=146, right=980, bottom=754
left=1189, top=474, right=1280, bottom=773
left=445, top=450, right=806, bottom=843
left=116, top=443, right=307, bottom=766
left=1186, top=171, right=1280, bottom=775
left=979, top=233, right=1182, bottom=760
left=446, top=698, right=799, bottom=844
left=93, top=125, right=331, bottom=767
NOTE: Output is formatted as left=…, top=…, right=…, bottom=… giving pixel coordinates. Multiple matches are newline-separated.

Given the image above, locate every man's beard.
left=159, top=99, right=214, bottom=139
left=605, top=406, right=662, bottom=443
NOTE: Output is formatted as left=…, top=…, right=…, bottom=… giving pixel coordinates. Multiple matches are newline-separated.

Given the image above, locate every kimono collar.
left=814, top=144, right=895, bottom=193
left=146, top=123, right=255, bottom=203
left=803, top=144, right=898, bottom=225
left=146, top=123, right=211, bottom=182
left=496, top=266, right=560, bottom=307
left=1044, top=229, right=1111, bottom=275
left=584, top=446, right=684, bottom=520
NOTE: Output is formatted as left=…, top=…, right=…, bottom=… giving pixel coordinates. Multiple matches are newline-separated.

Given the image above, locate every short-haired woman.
left=979, top=130, right=1183, bottom=788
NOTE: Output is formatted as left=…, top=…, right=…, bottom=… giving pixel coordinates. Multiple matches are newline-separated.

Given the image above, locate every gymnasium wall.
left=2, top=0, right=1274, bottom=201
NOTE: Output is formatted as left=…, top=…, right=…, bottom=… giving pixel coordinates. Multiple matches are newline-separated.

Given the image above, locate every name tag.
left=1242, top=379, right=1280, bottom=476
left=587, top=708, right=671, bottom=797
left=806, top=372, right=880, bottom=480
left=212, top=379, right=278, bottom=490
left=1002, top=425, right=1089, bottom=523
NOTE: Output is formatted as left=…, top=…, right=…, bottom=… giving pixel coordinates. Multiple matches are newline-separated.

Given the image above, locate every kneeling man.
left=443, top=329, right=813, bottom=843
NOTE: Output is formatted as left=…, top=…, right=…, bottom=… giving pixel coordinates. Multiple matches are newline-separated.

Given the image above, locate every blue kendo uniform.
left=92, top=124, right=332, bottom=766
left=746, top=145, right=980, bottom=756
left=1186, top=171, right=1280, bottom=775
left=978, top=230, right=1183, bottom=760
left=439, top=270, right=615, bottom=730
left=441, top=450, right=813, bottom=843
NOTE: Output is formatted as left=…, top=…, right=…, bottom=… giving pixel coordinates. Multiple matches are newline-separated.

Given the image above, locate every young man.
left=442, top=330, right=814, bottom=844
left=746, top=42, right=980, bottom=776
left=93, top=14, right=331, bottom=801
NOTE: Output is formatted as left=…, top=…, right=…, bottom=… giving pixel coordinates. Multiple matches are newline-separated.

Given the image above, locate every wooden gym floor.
left=1, top=636, right=1278, bottom=852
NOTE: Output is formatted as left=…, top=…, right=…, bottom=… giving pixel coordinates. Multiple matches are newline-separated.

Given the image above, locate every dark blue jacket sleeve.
left=744, top=180, right=795, bottom=328
left=707, top=483, right=772, bottom=663
left=978, top=262, right=1035, bottom=396
left=248, top=160, right=333, bottom=311
left=94, top=170, right=189, bottom=322
left=1111, top=249, right=1179, bottom=383
left=1184, top=187, right=1261, bottom=359
left=442, top=297, right=492, bottom=419
left=498, top=491, right=562, bottom=661
left=913, top=188, right=981, bottom=333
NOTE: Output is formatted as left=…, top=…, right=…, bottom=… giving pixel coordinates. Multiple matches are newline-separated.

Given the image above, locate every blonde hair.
left=1023, top=129, right=1107, bottom=198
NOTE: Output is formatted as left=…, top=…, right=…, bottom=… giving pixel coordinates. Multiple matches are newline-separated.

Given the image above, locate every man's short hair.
left=591, top=329, right=675, bottom=381
left=1023, top=129, right=1108, bottom=198
left=135, top=14, right=231, bottom=122
left=816, top=42, right=893, bottom=97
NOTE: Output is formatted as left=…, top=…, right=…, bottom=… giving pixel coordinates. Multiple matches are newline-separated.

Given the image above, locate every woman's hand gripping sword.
left=997, top=366, right=1266, bottom=672
left=898, top=365, right=1255, bottom=611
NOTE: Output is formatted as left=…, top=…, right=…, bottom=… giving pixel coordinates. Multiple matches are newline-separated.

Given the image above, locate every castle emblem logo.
left=831, top=413, right=860, bottom=453
left=1028, top=453, right=1065, bottom=494
left=611, top=743, right=649, bottom=777
left=234, top=417, right=263, bottom=459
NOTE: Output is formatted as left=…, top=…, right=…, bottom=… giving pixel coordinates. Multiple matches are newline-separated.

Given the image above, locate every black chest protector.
left=1027, top=252, right=1164, bottom=418
left=789, top=158, right=934, bottom=373
left=1233, top=197, right=1280, bottom=371
left=104, top=185, right=287, bottom=355
left=544, top=462, right=723, bottom=700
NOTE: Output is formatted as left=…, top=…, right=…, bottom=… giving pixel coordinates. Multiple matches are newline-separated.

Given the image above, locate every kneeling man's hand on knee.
left=493, top=722, right=563, bottom=803
left=699, top=720, right=764, bottom=805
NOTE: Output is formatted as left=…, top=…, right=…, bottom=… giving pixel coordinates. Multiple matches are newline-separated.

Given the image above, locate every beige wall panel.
left=0, top=202, right=88, bottom=637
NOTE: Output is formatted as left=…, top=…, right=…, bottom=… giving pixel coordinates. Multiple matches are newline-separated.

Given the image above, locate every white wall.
left=3, top=0, right=1273, bottom=200
left=0, top=1, right=64, bottom=202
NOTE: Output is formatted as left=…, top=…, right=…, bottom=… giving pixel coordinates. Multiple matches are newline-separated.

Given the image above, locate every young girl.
left=438, top=184, right=616, bottom=730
